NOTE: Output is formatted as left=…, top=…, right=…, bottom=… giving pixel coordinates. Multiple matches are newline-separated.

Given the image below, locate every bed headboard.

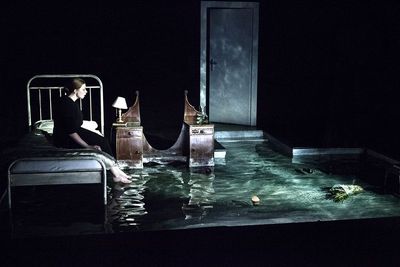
left=27, top=74, right=104, bottom=134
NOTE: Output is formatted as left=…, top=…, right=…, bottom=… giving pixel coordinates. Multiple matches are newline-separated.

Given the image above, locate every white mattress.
left=10, top=157, right=103, bottom=174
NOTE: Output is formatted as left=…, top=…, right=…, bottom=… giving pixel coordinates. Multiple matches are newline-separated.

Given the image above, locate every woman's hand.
left=69, top=133, right=101, bottom=151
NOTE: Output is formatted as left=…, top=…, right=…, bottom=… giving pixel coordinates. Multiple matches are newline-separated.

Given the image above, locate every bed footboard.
left=7, top=157, right=107, bottom=209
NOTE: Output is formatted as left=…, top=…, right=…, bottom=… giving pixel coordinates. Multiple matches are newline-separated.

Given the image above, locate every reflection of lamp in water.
left=112, top=97, right=128, bottom=123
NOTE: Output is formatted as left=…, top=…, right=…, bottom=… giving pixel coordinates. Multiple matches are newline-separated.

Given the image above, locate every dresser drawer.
left=116, top=126, right=143, bottom=168
left=117, top=128, right=143, bottom=139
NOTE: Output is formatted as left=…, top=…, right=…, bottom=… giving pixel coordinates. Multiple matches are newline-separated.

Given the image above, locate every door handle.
left=210, top=58, right=217, bottom=71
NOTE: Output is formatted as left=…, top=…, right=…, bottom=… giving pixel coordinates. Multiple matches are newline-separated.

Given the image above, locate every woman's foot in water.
left=117, top=168, right=131, bottom=179
left=113, top=175, right=132, bottom=184
left=111, top=166, right=132, bottom=184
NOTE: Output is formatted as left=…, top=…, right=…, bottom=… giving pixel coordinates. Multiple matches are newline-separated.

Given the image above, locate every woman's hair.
left=62, top=78, right=86, bottom=95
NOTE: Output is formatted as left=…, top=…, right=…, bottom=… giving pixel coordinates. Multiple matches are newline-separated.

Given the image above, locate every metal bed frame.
left=27, top=74, right=104, bottom=134
left=8, top=74, right=108, bottom=210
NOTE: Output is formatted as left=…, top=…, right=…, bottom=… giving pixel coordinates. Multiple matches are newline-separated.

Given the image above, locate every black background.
left=1, top=0, right=400, bottom=159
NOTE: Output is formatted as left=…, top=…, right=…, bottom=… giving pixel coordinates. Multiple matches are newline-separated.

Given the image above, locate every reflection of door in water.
left=202, top=2, right=259, bottom=126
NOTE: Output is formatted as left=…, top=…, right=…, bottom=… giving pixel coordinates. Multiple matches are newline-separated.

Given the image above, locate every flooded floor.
left=4, top=139, right=400, bottom=238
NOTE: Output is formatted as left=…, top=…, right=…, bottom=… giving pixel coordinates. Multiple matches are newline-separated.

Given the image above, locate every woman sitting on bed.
left=53, top=78, right=131, bottom=184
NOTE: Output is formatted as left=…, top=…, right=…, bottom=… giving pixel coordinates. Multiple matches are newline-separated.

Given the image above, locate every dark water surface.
left=6, top=140, right=400, bottom=237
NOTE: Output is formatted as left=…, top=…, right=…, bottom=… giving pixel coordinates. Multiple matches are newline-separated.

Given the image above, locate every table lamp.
left=112, top=96, right=128, bottom=123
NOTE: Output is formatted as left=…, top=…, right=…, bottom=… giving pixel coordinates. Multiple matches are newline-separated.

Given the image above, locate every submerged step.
left=214, top=140, right=226, bottom=158
left=215, top=130, right=264, bottom=140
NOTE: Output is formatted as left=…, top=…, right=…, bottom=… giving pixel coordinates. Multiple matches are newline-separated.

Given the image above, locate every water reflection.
left=107, top=164, right=216, bottom=231
left=108, top=173, right=148, bottom=231
left=182, top=167, right=215, bottom=220
left=105, top=140, right=400, bottom=232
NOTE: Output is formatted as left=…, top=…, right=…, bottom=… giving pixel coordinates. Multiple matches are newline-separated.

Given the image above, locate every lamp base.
left=116, top=109, right=124, bottom=124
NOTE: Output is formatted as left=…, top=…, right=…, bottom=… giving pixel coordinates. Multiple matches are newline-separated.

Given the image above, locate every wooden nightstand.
left=188, top=124, right=214, bottom=167
left=115, top=126, right=143, bottom=168
left=113, top=90, right=215, bottom=168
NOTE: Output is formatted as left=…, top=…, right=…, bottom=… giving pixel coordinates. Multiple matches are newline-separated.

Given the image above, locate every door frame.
left=200, top=1, right=259, bottom=125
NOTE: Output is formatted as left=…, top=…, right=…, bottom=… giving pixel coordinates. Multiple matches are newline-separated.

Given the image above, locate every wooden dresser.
left=115, top=125, right=143, bottom=168
left=188, top=124, right=214, bottom=167
left=114, top=91, right=214, bottom=168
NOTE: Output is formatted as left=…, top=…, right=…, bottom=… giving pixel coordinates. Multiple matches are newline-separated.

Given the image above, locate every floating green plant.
left=329, top=184, right=364, bottom=202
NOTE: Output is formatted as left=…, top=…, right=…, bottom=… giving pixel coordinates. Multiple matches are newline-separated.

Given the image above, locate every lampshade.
left=112, top=97, right=128, bottom=109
